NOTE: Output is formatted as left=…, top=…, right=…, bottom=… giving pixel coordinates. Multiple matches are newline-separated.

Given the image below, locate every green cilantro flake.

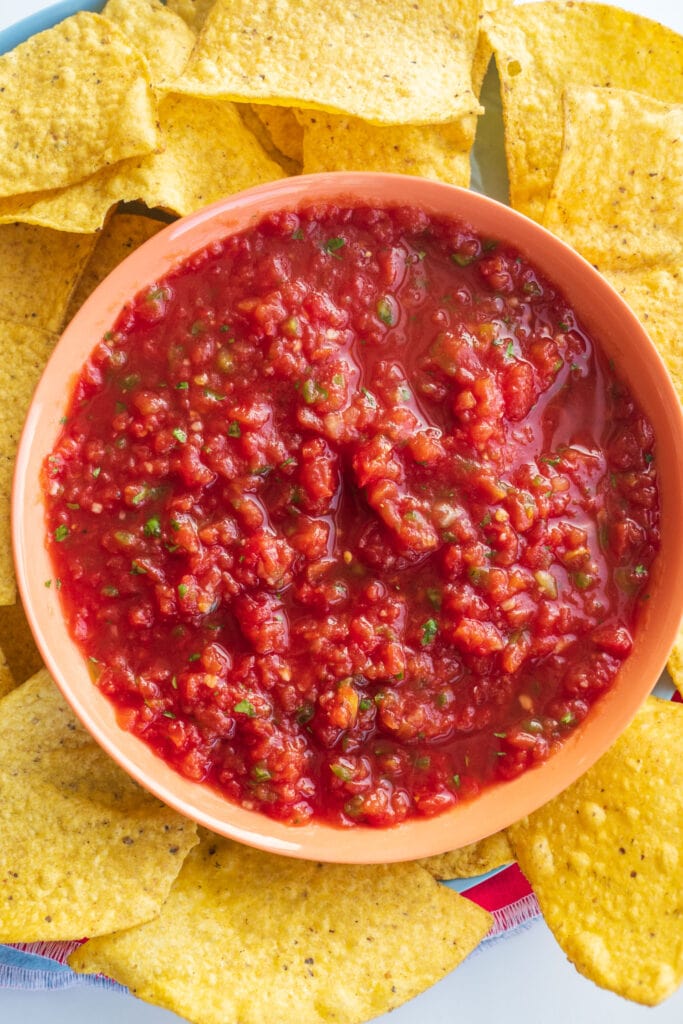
left=234, top=699, right=256, bottom=717
left=54, top=524, right=69, bottom=542
left=228, top=421, right=241, bottom=437
left=172, top=427, right=187, bottom=444
left=421, top=618, right=438, bottom=646
left=323, top=236, right=345, bottom=256
left=175, top=381, right=189, bottom=390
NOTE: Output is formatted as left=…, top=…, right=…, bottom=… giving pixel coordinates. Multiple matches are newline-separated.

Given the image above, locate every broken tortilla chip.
left=483, top=2, right=683, bottom=220
left=0, top=94, right=284, bottom=232
left=418, top=831, right=513, bottom=880
left=0, top=669, right=198, bottom=942
left=298, top=110, right=473, bottom=186
left=0, top=12, right=159, bottom=199
left=171, top=0, right=483, bottom=126
left=507, top=697, right=683, bottom=1006
left=70, top=832, right=492, bottom=1024
left=542, top=88, right=683, bottom=271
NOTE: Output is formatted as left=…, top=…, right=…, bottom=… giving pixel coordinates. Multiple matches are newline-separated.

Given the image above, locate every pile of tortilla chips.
left=1, top=0, right=683, bottom=1020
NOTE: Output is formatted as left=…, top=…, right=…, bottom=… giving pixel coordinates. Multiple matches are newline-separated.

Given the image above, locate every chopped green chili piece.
left=54, top=524, right=69, bottom=542
left=376, top=296, right=396, bottom=325
left=234, top=699, right=256, bottom=717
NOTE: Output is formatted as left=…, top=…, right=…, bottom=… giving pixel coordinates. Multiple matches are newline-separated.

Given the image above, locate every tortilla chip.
left=507, top=697, right=683, bottom=1006
left=0, top=223, right=96, bottom=333
left=0, top=600, right=43, bottom=684
left=0, top=12, right=159, bottom=199
left=0, top=225, right=94, bottom=602
left=601, top=265, right=683, bottom=405
left=484, top=2, right=683, bottom=220
left=668, top=626, right=683, bottom=698
left=64, top=212, right=166, bottom=326
left=0, top=320, right=60, bottom=604
left=472, top=0, right=514, bottom=97
left=0, top=669, right=198, bottom=942
left=542, top=88, right=683, bottom=271
left=163, top=0, right=215, bottom=33
left=238, top=104, right=302, bottom=176
left=103, top=0, right=196, bottom=85
left=0, top=645, right=15, bottom=699
left=0, top=94, right=284, bottom=232
left=70, top=833, right=491, bottom=1023
left=299, top=110, right=472, bottom=186
left=252, top=104, right=303, bottom=164
left=171, top=0, right=483, bottom=126
left=418, top=831, right=513, bottom=880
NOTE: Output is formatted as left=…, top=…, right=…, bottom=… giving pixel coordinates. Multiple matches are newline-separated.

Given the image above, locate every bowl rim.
left=13, top=171, right=683, bottom=862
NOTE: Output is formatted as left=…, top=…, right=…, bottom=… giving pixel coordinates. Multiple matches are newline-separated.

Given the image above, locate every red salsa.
left=43, top=204, right=659, bottom=827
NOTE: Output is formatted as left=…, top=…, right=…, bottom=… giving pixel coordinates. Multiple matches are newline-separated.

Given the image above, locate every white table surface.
left=1, top=0, right=682, bottom=1021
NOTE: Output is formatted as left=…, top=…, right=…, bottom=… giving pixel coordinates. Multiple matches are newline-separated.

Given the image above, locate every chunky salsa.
left=43, top=204, right=659, bottom=828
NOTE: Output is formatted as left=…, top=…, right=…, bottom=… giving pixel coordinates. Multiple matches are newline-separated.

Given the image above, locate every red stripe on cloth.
left=462, top=863, right=532, bottom=913
left=672, top=689, right=682, bottom=704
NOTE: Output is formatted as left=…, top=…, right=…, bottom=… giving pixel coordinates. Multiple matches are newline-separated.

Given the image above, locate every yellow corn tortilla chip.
left=64, top=212, right=166, bottom=326
left=299, top=110, right=472, bottom=186
left=471, top=0, right=514, bottom=97
left=507, top=697, right=683, bottom=1006
left=0, top=12, right=160, bottom=199
left=70, top=833, right=492, bottom=1024
left=0, top=222, right=96, bottom=333
left=542, top=88, right=683, bottom=271
left=0, top=669, right=198, bottom=942
left=171, top=0, right=483, bottom=126
left=601, top=265, right=683, bottom=405
left=0, top=645, right=15, bottom=699
left=668, top=625, right=683, bottom=698
left=252, top=104, right=303, bottom=164
left=103, top=0, right=196, bottom=85
left=0, top=320, right=59, bottom=605
left=0, top=599, right=43, bottom=684
left=484, top=2, right=683, bottom=220
left=0, top=94, right=284, bottom=233
left=418, top=831, right=513, bottom=880
left=0, top=226, right=95, bottom=603
left=163, top=0, right=215, bottom=33
left=238, top=104, right=302, bottom=176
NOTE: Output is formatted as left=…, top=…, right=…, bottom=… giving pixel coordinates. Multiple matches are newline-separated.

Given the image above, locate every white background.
left=1, top=0, right=682, bottom=1022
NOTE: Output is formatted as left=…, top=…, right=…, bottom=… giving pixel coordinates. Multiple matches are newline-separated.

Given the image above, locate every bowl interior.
left=13, top=172, right=683, bottom=862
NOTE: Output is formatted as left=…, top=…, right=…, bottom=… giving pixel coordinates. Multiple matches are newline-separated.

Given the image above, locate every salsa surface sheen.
left=44, top=204, right=659, bottom=828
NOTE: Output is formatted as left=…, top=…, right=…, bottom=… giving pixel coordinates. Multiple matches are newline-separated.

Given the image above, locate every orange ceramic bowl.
left=13, top=173, right=683, bottom=863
